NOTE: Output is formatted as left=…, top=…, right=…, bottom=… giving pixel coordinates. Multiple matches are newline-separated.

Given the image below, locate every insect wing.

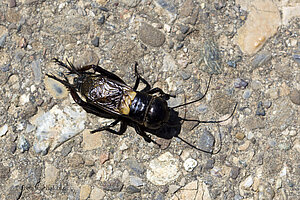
left=86, top=77, right=135, bottom=116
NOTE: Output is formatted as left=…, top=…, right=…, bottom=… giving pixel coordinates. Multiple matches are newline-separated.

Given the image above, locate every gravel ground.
left=0, top=0, right=299, bottom=200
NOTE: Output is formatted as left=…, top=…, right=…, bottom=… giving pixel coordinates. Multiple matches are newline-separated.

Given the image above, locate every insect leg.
left=80, top=64, right=126, bottom=84
left=134, top=124, right=160, bottom=146
left=91, top=119, right=127, bottom=135
left=133, top=62, right=151, bottom=91
left=52, top=58, right=81, bottom=75
left=146, top=87, right=175, bottom=100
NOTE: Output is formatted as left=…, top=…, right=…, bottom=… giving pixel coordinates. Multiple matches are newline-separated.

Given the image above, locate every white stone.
left=241, top=175, right=254, bottom=189
left=31, top=105, right=87, bottom=154
left=183, top=158, right=197, bottom=172
left=146, top=152, right=180, bottom=185
left=19, top=93, right=30, bottom=105
left=0, top=124, right=8, bottom=137
left=235, top=0, right=281, bottom=55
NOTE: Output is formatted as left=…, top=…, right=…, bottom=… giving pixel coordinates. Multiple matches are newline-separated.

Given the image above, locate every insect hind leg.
left=91, top=120, right=127, bottom=135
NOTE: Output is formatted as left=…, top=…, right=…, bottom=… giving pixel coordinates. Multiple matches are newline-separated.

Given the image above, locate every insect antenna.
left=180, top=102, right=238, bottom=130
left=175, top=134, right=221, bottom=154
left=171, top=75, right=212, bottom=109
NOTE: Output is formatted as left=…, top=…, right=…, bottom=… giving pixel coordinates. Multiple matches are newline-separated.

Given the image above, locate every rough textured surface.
left=0, top=0, right=299, bottom=199
left=235, top=0, right=281, bottom=55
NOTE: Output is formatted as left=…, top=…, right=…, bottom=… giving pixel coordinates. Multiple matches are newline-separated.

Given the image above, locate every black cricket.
left=47, top=58, right=236, bottom=153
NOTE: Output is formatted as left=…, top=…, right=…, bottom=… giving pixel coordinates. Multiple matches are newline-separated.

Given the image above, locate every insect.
left=47, top=58, right=236, bottom=153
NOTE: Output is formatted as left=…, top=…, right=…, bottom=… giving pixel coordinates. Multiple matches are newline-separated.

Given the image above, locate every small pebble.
left=126, top=185, right=141, bottom=194
left=234, top=78, right=248, bottom=89
left=180, top=70, right=191, bottom=80
left=31, top=60, right=42, bottom=83
left=91, top=37, right=99, bottom=47
left=235, top=132, right=245, bottom=140
left=130, top=176, right=144, bottom=187
left=196, top=104, right=208, bottom=113
left=293, top=54, right=300, bottom=64
left=183, top=158, right=197, bottom=172
left=0, top=124, right=8, bottom=137
left=99, top=153, right=109, bottom=164
left=179, top=25, right=189, bottom=34
left=241, top=175, right=253, bottom=189
left=289, top=89, right=300, bottom=105
left=18, top=135, right=30, bottom=153
left=256, top=101, right=266, bottom=116
left=251, top=52, right=272, bottom=68
left=1, top=63, right=10, bottom=72
left=197, top=130, right=215, bottom=153
left=230, top=166, right=240, bottom=179
left=263, top=101, right=272, bottom=108
left=99, top=7, right=109, bottom=12
left=102, top=179, right=124, bottom=192
left=227, top=60, right=237, bottom=68
left=97, top=15, right=105, bottom=25
left=204, top=158, right=215, bottom=169
left=61, top=146, right=72, bottom=157
left=238, top=140, right=250, bottom=151
left=176, top=43, right=184, bottom=50
left=0, top=33, right=7, bottom=48
left=243, top=89, right=252, bottom=99
left=168, top=185, right=180, bottom=194
left=9, top=0, right=16, bottom=8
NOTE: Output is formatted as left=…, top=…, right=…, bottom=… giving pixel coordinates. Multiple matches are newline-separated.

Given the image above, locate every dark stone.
left=293, top=54, right=300, bottom=64
left=176, top=43, right=184, bottom=50
left=99, top=7, right=109, bottom=12
left=179, top=25, right=189, bottom=34
left=91, top=37, right=100, bottom=47
left=230, top=166, right=240, bottom=179
left=234, top=78, right=248, bottom=89
left=88, top=169, right=95, bottom=177
left=155, top=0, right=176, bottom=13
left=10, top=143, right=17, bottom=154
left=1, top=63, right=10, bottom=72
left=97, top=15, right=105, bottom=25
left=0, top=33, right=7, bottom=48
left=256, top=101, right=266, bottom=116
left=251, top=52, right=272, bottom=68
left=124, top=159, right=145, bottom=175
left=126, top=185, right=141, bottom=194
left=102, top=178, right=124, bottom=192
left=214, top=0, right=226, bottom=10
left=61, top=145, right=72, bottom=157
left=204, top=158, right=215, bottom=169
left=27, top=167, right=42, bottom=186
left=197, top=130, right=215, bottom=153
